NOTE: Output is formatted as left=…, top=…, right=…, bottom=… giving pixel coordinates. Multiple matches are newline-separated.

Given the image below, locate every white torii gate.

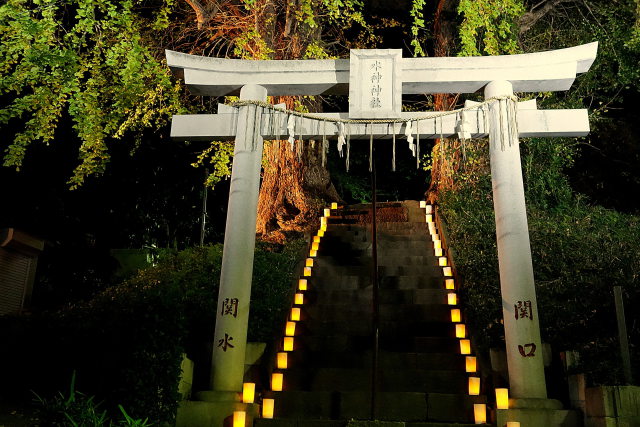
left=167, top=42, right=597, bottom=422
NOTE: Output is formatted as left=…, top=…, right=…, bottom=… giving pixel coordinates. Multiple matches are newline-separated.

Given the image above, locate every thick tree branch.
left=182, top=0, right=220, bottom=29
left=519, top=0, right=577, bottom=34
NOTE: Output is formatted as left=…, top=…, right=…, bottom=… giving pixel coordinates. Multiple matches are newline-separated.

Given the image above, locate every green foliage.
left=409, top=0, right=427, bottom=57
left=457, top=0, right=524, bottom=55
left=0, top=241, right=305, bottom=423
left=33, top=373, right=151, bottom=426
left=439, top=138, right=640, bottom=384
left=0, top=0, right=184, bottom=188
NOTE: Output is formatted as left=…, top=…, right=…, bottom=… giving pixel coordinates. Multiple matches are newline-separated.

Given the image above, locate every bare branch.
left=519, top=0, right=578, bottom=35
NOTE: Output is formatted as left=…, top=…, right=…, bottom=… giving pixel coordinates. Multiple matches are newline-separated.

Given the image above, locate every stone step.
left=285, top=350, right=468, bottom=371
left=303, top=304, right=454, bottom=324
left=261, top=391, right=486, bottom=422
left=279, top=367, right=469, bottom=394
left=290, top=334, right=462, bottom=353
left=313, top=255, right=439, bottom=268
left=256, top=419, right=487, bottom=427
left=299, top=318, right=458, bottom=338
left=309, top=289, right=452, bottom=306
left=308, top=275, right=449, bottom=291
left=312, top=265, right=444, bottom=277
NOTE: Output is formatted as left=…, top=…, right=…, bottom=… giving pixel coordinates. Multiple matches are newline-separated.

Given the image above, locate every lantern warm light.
left=285, top=321, right=296, bottom=336
left=419, top=201, right=426, bottom=208
left=428, top=222, right=436, bottom=232
left=426, top=214, right=433, bottom=223
left=303, top=267, right=312, bottom=276
left=306, top=258, right=314, bottom=267
left=455, top=324, right=466, bottom=338
left=468, top=377, right=481, bottom=395
left=277, top=352, right=288, bottom=369
left=317, top=229, right=325, bottom=237
left=465, top=356, right=477, bottom=373
left=271, top=373, right=283, bottom=391
left=298, top=279, right=307, bottom=291
left=283, top=337, right=294, bottom=351
left=425, top=205, right=433, bottom=214
left=290, top=308, right=301, bottom=321
left=447, top=293, right=457, bottom=305
left=242, top=383, right=255, bottom=403
left=460, top=339, right=471, bottom=354
left=309, top=249, right=317, bottom=257
left=445, top=279, right=455, bottom=290
left=320, top=224, right=327, bottom=232
left=496, top=388, right=509, bottom=409
left=331, top=202, right=338, bottom=209
left=434, top=240, right=442, bottom=249
left=311, top=241, right=319, bottom=251
left=443, top=267, right=453, bottom=277
left=262, top=399, right=274, bottom=418
left=473, top=404, right=487, bottom=424
left=439, top=257, right=448, bottom=266
left=320, top=217, right=327, bottom=226
left=432, top=234, right=440, bottom=242
left=324, top=208, right=331, bottom=217
left=506, top=423, right=520, bottom=427
left=313, top=236, right=321, bottom=243
left=451, top=309, right=461, bottom=323
left=294, top=293, right=304, bottom=305
left=233, top=411, right=246, bottom=427
left=434, top=248, right=443, bottom=257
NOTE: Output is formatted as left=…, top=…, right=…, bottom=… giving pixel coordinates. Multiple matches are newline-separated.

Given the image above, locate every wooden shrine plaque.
left=349, top=49, right=402, bottom=119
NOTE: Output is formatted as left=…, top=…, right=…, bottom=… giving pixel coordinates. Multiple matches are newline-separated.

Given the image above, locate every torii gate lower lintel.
left=166, top=43, right=598, bottom=422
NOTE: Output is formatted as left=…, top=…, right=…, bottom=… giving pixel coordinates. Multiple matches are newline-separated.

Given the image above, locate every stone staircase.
left=255, top=201, right=490, bottom=427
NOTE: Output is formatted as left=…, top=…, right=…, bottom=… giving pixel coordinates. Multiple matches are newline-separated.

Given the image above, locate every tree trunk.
left=426, top=0, right=459, bottom=204
left=257, top=139, right=341, bottom=243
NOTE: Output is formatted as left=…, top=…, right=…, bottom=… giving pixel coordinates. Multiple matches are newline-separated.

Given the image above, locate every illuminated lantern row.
left=257, top=204, right=338, bottom=420
left=420, top=201, right=511, bottom=423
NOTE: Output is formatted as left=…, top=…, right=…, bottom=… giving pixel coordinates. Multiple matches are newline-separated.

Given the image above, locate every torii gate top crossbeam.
left=166, top=42, right=597, bottom=97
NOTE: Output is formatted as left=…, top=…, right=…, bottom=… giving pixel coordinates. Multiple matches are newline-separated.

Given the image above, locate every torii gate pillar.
left=211, top=84, right=267, bottom=392
left=486, top=80, right=547, bottom=399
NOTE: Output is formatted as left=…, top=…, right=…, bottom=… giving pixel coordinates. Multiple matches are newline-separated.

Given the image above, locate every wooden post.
left=614, top=286, right=633, bottom=384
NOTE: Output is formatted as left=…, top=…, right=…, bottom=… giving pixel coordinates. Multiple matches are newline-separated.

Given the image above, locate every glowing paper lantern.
left=434, top=248, right=443, bottom=257
left=262, top=399, right=274, bottom=419
left=298, top=279, right=308, bottom=291
left=434, top=240, right=442, bottom=249
left=242, top=383, right=255, bottom=403
left=311, top=242, right=319, bottom=251
left=277, top=352, right=288, bottom=369
left=283, top=337, right=294, bottom=351
left=290, top=308, right=301, bottom=321
left=324, top=208, right=331, bottom=217
left=460, top=339, right=471, bottom=354
left=294, top=293, right=304, bottom=305
left=439, top=257, right=448, bottom=266
left=320, top=224, right=327, bottom=232
left=445, top=279, right=455, bottom=290
left=432, top=234, right=440, bottom=242
left=506, top=423, right=520, bottom=427
left=428, top=222, right=437, bottom=232
left=496, top=388, right=509, bottom=409
left=331, top=202, right=338, bottom=209
left=426, top=214, right=433, bottom=223
left=465, top=356, right=477, bottom=373
left=309, top=249, right=317, bottom=257
left=285, top=321, right=296, bottom=336
left=303, top=267, right=312, bottom=277
left=473, top=404, right=486, bottom=424
left=451, top=309, right=461, bottom=323
left=306, top=258, right=314, bottom=267
left=455, top=324, right=466, bottom=338
left=317, top=229, right=325, bottom=237
left=233, top=411, right=246, bottom=427
left=271, top=373, right=283, bottom=391
left=443, top=267, right=453, bottom=277
left=468, top=377, right=481, bottom=395
left=320, top=217, right=327, bottom=226
left=425, top=205, right=433, bottom=214
left=313, top=236, right=321, bottom=243
left=447, top=293, right=457, bottom=305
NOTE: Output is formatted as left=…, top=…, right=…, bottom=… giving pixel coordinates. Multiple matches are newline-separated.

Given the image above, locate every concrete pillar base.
left=176, top=393, right=260, bottom=427
left=497, top=400, right=583, bottom=427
